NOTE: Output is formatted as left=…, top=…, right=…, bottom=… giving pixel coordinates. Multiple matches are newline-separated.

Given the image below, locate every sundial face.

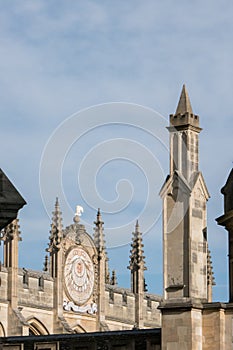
left=64, top=246, right=94, bottom=305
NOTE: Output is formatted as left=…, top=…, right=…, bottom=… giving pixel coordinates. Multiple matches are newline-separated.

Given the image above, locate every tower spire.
left=94, top=208, right=110, bottom=281
left=47, top=198, right=64, bottom=330
left=48, top=197, right=63, bottom=251
left=160, top=85, right=210, bottom=349
left=128, top=221, right=146, bottom=282
left=94, top=208, right=108, bottom=330
left=161, top=85, right=209, bottom=300
left=169, top=85, right=201, bottom=180
left=175, top=84, right=193, bottom=115
left=207, top=246, right=215, bottom=302
left=94, top=208, right=106, bottom=252
left=128, top=221, right=146, bottom=329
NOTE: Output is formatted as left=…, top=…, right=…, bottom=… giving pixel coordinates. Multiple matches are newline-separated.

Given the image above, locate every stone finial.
left=110, top=270, right=117, bottom=285
left=175, top=84, right=193, bottom=115
left=128, top=221, right=147, bottom=272
left=144, top=278, right=148, bottom=292
left=43, top=255, right=49, bottom=272
left=2, top=218, right=22, bottom=242
left=207, top=248, right=215, bottom=286
left=93, top=208, right=109, bottom=277
left=93, top=208, right=105, bottom=251
left=53, top=197, right=63, bottom=232
left=105, top=257, right=110, bottom=284
left=47, top=198, right=63, bottom=251
left=207, top=247, right=215, bottom=302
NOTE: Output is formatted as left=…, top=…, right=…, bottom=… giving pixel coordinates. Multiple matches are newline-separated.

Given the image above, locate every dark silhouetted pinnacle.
left=110, top=270, right=117, bottom=285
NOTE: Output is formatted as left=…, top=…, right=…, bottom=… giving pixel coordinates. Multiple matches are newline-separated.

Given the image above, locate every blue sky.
left=0, top=1, right=233, bottom=301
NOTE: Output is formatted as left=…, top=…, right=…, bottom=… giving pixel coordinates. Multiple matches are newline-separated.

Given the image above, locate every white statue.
left=75, top=205, right=84, bottom=217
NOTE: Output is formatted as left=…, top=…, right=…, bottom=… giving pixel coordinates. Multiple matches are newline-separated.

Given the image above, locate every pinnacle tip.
left=175, top=84, right=193, bottom=115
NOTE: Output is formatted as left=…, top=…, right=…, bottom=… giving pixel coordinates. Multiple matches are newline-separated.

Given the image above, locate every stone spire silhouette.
left=207, top=246, right=215, bottom=302
left=110, top=269, right=117, bottom=285
left=94, top=208, right=110, bottom=283
left=128, top=220, right=146, bottom=284
left=94, top=208, right=108, bottom=329
left=48, top=197, right=63, bottom=251
left=175, top=84, right=193, bottom=115
left=169, top=84, right=201, bottom=180
left=43, top=255, right=49, bottom=272
left=94, top=208, right=105, bottom=251
left=128, top=220, right=146, bottom=328
left=46, top=198, right=64, bottom=328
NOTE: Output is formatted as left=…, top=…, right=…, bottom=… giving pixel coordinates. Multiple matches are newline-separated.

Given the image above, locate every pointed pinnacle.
left=135, top=220, right=140, bottom=232
left=175, top=84, right=193, bottom=115
left=55, top=197, right=60, bottom=209
left=96, top=208, right=103, bottom=223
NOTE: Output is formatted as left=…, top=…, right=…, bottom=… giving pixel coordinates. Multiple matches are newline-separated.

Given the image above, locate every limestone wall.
left=0, top=268, right=8, bottom=301
left=105, top=288, right=135, bottom=329
left=17, top=269, right=53, bottom=309
left=202, top=307, right=233, bottom=350
left=0, top=303, right=8, bottom=336
left=105, top=287, right=161, bottom=330
left=0, top=267, right=162, bottom=335
left=143, top=295, right=161, bottom=327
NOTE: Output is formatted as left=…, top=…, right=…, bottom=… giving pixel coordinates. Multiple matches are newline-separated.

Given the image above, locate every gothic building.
left=0, top=85, right=233, bottom=349
left=0, top=197, right=161, bottom=336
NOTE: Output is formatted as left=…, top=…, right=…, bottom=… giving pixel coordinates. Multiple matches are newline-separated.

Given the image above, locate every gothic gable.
left=191, top=171, right=210, bottom=201
left=159, top=170, right=191, bottom=199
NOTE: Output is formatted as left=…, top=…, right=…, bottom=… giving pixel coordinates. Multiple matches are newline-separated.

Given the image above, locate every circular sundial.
left=64, top=246, right=94, bottom=305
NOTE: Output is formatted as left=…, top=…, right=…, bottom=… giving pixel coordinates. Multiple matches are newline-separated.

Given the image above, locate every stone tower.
left=159, top=86, right=211, bottom=349
left=160, top=84, right=210, bottom=301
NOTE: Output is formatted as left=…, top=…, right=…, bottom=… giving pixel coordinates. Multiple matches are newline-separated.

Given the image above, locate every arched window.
left=0, top=322, right=5, bottom=336
left=38, top=276, right=44, bottom=290
left=27, top=318, right=49, bottom=335
left=73, top=324, right=86, bottom=333
left=109, top=289, right=114, bottom=303
left=23, top=270, right=29, bottom=288
left=122, top=291, right=127, bottom=305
